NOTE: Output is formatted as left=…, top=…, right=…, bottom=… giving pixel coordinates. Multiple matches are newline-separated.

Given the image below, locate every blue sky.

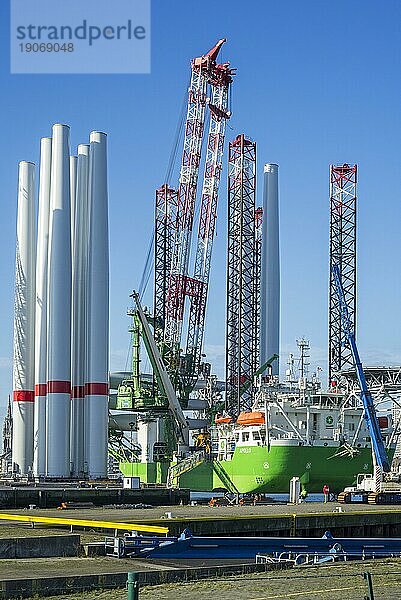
left=1, top=0, right=401, bottom=414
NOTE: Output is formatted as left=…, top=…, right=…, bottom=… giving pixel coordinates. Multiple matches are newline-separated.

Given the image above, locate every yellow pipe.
left=0, top=513, right=169, bottom=534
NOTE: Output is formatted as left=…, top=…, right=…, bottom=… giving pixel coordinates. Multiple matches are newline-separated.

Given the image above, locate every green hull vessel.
left=116, top=340, right=396, bottom=495
left=120, top=443, right=387, bottom=494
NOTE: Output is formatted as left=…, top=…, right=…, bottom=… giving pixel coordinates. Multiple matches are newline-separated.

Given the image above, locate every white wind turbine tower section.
left=70, top=155, right=77, bottom=250
left=12, top=161, right=36, bottom=475
left=71, top=143, right=90, bottom=477
left=33, top=138, right=52, bottom=477
left=85, top=131, right=109, bottom=478
left=260, top=163, right=280, bottom=375
left=46, top=124, right=72, bottom=477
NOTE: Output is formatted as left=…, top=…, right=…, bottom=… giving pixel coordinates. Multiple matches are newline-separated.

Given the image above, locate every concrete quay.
left=1, top=501, right=401, bottom=538
left=0, top=485, right=189, bottom=508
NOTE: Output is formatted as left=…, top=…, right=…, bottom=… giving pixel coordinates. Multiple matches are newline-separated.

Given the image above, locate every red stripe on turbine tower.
left=12, top=161, right=36, bottom=475
left=13, top=391, right=35, bottom=402
left=35, top=384, right=47, bottom=397
left=46, top=124, right=72, bottom=478
left=71, top=385, right=85, bottom=399
left=47, top=381, right=71, bottom=394
left=84, top=383, right=109, bottom=396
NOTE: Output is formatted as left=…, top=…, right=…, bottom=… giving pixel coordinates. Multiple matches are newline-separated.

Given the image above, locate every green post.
left=127, top=572, right=139, bottom=600
left=363, top=572, right=375, bottom=600
left=132, top=313, right=142, bottom=401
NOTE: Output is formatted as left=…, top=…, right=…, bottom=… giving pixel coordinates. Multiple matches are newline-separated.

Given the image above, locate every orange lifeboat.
left=215, top=414, right=233, bottom=425
left=236, top=411, right=265, bottom=426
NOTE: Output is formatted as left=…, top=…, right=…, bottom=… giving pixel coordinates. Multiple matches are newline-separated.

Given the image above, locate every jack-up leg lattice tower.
left=253, top=207, right=263, bottom=376
left=154, top=184, right=178, bottom=347
left=328, top=163, right=357, bottom=383
left=226, top=134, right=257, bottom=414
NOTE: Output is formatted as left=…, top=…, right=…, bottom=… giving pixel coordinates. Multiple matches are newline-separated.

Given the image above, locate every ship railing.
left=256, top=549, right=401, bottom=566
left=167, top=450, right=207, bottom=488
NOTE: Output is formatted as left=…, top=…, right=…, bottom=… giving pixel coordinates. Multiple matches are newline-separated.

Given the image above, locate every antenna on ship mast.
left=286, top=353, right=295, bottom=388
left=296, top=338, right=310, bottom=380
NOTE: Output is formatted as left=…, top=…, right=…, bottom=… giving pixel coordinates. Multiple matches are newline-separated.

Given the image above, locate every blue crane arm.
left=332, top=265, right=390, bottom=472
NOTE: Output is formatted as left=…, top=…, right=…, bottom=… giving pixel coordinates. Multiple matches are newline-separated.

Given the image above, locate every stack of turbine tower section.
left=11, top=123, right=110, bottom=480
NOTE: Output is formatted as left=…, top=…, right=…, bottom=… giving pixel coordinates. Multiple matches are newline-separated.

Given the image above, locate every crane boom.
left=332, top=264, right=390, bottom=472
left=164, top=43, right=219, bottom=350
left=162, top=39, right=234, bottom=396
left=132, top=291, right=189, bottom=445
left=239, top=353, right=279, bottom=398
left=185, top=64, right=233, bottom=381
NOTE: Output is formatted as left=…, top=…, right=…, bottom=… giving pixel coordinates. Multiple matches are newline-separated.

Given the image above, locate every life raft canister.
left=215, top=414, right=233, bottom=425
left=236, top=411, right=265, bottom=426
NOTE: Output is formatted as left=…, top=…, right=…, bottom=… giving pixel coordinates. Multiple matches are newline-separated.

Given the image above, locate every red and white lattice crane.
left=160, top=39, right=234, bottom=395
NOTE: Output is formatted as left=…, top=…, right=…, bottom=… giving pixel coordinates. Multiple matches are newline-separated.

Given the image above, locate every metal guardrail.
left=167, top=450, right=206, bottom=487
left=256, top=549, right=401, bottom=566
left=106, top=534, right=179, bottom=558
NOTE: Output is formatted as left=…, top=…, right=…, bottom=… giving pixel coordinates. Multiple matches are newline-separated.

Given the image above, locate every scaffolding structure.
left=226, top=134, right=258, bottom=413
left=328, top=163, right=357, bottom=383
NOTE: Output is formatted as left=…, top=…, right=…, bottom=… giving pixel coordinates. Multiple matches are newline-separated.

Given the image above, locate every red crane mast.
left=185, top=62, right=233, bottom=382
left=162, top=39, right=234, bottom=394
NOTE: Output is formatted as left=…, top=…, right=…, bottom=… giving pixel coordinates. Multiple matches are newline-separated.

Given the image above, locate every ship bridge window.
left=252, top=431, right=261, bottom=441
left=242, top=432, right=250, bottom=442
left=234, top=433, right=239, bottom=442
